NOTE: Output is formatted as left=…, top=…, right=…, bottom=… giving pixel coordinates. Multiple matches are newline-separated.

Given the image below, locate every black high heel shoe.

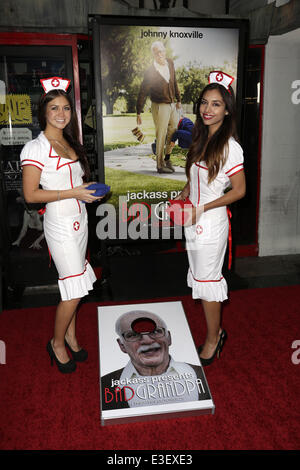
left=46, top=341, right=76, bottom=374
left=64, top=339, right=88, bottom=362
left=199, top=330, right=227, bottom=367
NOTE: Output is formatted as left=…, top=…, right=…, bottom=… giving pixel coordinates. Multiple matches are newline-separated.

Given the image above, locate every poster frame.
left=90, top=14, right=249, bottom=241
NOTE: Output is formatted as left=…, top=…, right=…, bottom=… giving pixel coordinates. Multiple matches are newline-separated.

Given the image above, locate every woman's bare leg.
left=65, top=311, right=82, bottom=352
left=200, top=300, right=222, bottom=359
left=51, top=298, right=81, bottom=363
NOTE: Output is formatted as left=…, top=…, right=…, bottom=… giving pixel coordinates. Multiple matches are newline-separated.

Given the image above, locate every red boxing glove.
left=166, top=198, right=194, bottom=226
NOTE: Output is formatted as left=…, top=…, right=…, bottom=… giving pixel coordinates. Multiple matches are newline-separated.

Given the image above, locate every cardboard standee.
left=98, top=301, right=214, bottom=425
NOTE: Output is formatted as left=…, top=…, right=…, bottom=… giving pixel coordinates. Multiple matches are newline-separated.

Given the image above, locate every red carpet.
left=0, top=285, right=300, bottom=451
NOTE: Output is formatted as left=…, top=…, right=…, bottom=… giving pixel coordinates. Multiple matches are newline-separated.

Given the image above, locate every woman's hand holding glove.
left=181, top=204, right=204, bottom=226
left=167, top=199, right=204, bottom=227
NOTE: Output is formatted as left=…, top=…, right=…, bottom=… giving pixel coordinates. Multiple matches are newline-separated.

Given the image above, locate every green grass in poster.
left=105, top=167, right=185, bottom=208
left=103, top=113, right=156, bottom=148
left=103, top=112, right=194, bottom=150
left=102, top=113, right=191, bottom=209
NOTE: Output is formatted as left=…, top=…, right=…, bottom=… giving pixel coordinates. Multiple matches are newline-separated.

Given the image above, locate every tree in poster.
left=176, top=63, right=209, bottom=113
left=177, top=61, right=237, bottom=113
left=100, top=26, right=174, bottom=114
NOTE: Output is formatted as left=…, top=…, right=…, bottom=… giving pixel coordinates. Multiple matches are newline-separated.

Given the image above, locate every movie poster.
left=93, top=22, right=240, bottom=240
left=98, top=301, right=214, bottom=425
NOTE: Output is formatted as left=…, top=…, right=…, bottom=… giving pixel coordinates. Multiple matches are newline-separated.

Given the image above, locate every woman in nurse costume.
left=177, top=72, right=246, bottom=366
left=21, top=77, right=103, bottom=373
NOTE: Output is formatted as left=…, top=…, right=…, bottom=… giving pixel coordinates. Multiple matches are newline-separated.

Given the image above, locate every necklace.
left=47, top=137, right=71, bottom=157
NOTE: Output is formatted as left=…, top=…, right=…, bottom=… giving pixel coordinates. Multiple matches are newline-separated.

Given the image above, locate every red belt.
left=37, top=206, right=50, bottom=265
left=227, top=207, right=232, bottom=270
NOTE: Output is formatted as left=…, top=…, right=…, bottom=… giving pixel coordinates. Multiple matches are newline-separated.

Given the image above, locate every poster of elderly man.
left=91, top=17, right=246, bottom=240
left=97, top=301, right=214, bottom=425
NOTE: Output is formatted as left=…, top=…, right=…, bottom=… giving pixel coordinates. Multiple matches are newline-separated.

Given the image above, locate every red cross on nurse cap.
left=40, top=77, right=71, bottom=94
left=208, top=71, right=234, bottom=91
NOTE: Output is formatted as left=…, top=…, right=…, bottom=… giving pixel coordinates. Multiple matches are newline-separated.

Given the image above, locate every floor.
left=2, top=242, right=300, bottom=310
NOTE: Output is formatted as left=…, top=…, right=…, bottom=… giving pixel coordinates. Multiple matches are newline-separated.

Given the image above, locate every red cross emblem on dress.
left=73, top=221, right=80, bottom=231
left=40, top=77, right=71, bottom=94
left=196, top=224, right=203, bottom=235
left=208, top=71, right=234, bottom=92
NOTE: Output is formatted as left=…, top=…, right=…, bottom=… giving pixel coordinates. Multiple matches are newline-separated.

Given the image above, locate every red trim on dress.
left=190, top=269, right=224, bottom=283
left=59, top=262, right=88, bottom=281
left=197, top=166, right=201, bottom=205
left=67, top=163, right=81, bottom=213
left=48, top=145, right=81, bottom=213
left=49, top=145, right=78, bottom=169
left=195, top=162, right=208, bottom=170
left=21, top=163, right=43, bottom=171
left=228, top=167, right=244, bottom=178
left=21, top=159, right=44, bottom=168
left=225, top=163, right=243, bottom=175
left=68, top=164, right=73, bottom=187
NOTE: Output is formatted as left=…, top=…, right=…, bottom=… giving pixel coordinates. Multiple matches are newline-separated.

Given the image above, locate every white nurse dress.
left=184, top=137, right=244, bottom=302
left=20, top=131, right=96, bottom=301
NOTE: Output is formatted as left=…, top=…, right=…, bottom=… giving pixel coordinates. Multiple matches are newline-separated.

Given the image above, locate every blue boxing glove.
left=86, top=183, right=111, bottom=197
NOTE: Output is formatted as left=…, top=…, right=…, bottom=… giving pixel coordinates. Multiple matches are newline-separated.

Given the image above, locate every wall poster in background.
left=92, top=16, right=247, bottom=242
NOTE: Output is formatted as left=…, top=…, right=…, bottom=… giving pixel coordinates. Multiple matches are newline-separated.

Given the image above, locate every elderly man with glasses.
left=136, top=41, right=181, bottom=174
left=101, top=310, right=210, bottom=410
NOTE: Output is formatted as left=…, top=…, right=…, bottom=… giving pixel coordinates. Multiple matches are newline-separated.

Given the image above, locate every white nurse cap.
left=208, top=71, right=234, bottom=92
left=40, top=77, right=71, bottom=94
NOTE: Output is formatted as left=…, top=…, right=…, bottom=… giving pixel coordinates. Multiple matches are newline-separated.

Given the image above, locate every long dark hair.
left=186, top=83, right=238, bottom=183
left=38, top=89, right=90, bottom=181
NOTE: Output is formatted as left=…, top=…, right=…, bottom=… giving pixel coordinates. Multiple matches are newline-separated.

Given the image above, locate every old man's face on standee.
left=117, top=314, right=172, bottom=375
